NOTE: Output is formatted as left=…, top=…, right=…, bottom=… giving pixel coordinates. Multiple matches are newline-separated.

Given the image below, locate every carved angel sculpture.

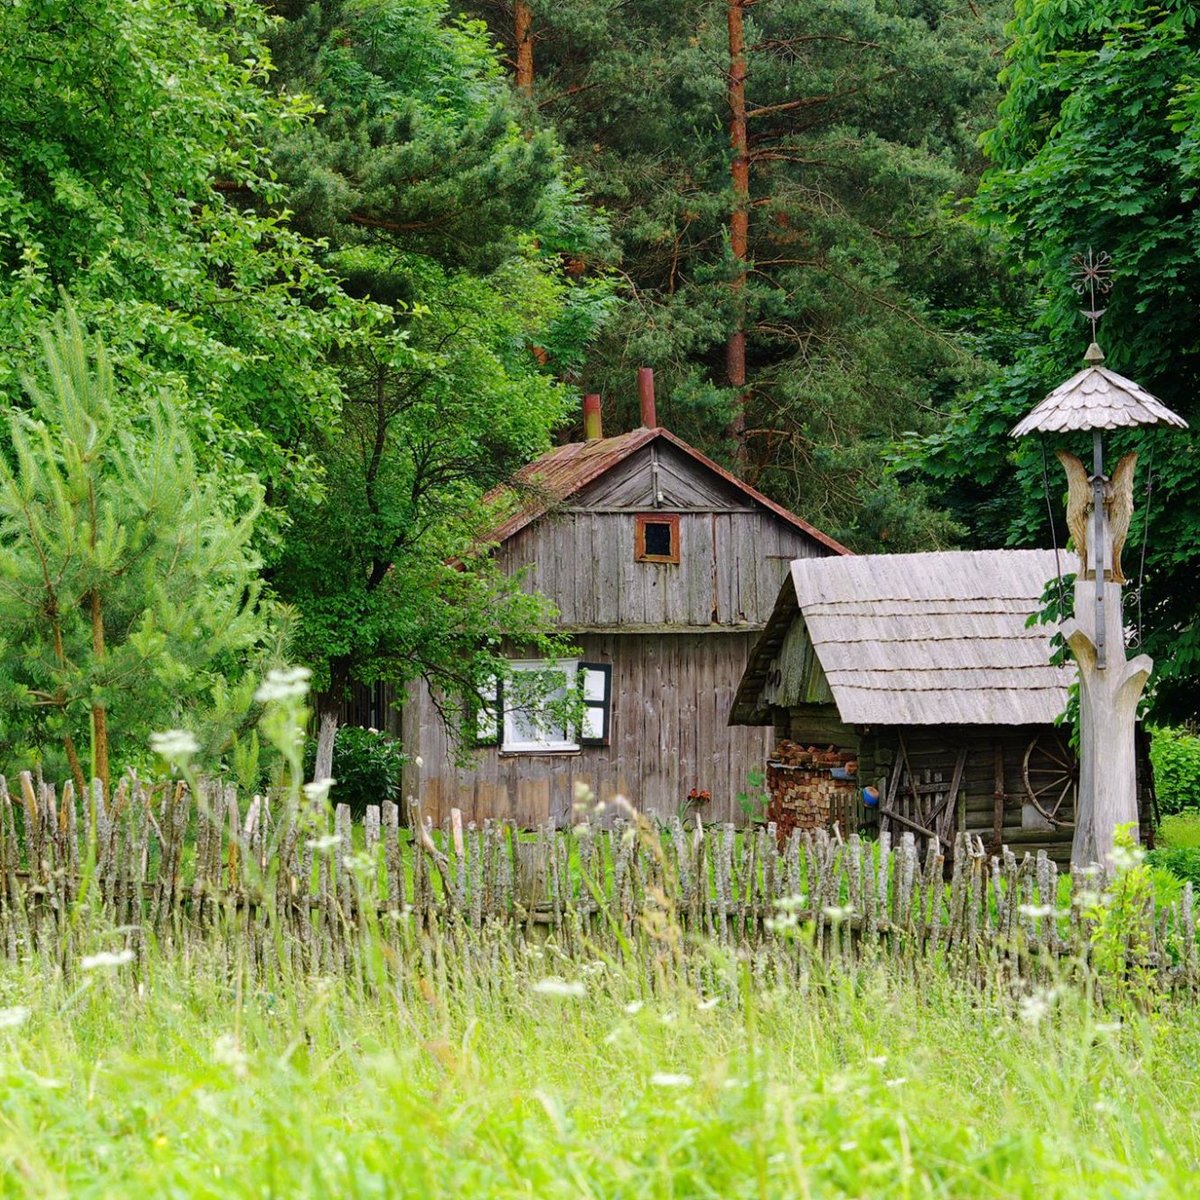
left=1055, top=449, right=1137, bottom=583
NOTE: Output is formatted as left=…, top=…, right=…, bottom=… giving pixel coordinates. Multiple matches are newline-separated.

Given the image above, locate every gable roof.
left=483, top=427, right=851, bottom=555
left=731, top=549, right=1076, bottom=727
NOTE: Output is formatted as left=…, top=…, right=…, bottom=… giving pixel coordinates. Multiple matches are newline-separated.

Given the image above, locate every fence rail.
left=1, top=772, right=1197, bottom=997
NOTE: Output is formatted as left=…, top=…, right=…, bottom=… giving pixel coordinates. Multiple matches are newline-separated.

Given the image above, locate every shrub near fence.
left=2, top=770, right=1199, bottom=1002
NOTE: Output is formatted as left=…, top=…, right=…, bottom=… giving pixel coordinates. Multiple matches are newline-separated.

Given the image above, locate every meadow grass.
left=1157, top=809, right=1200, bottom=850
left=1, top=932, right=1198, bottom=1198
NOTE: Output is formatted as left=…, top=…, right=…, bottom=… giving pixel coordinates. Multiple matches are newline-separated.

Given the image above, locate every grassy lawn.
left=0, top=936, right=1198, bottom=1197
left=1157, top=809, right=1200, bottom=850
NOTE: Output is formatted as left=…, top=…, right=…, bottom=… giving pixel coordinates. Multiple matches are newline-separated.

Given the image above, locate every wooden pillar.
left=1063, top=577, right=1152, bottom=867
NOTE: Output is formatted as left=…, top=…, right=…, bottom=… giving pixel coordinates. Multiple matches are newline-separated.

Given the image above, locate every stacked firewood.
left=765, top=741, right=857, bottom=841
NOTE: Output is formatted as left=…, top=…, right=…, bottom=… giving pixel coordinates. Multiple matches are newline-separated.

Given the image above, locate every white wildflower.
left=1018, top=903, right=1054, bottom=919
left=366, top=727, right=379, bottom=735
left=839, top=1141, right=859, bottom=1153
left=302, top=778, right=336, bottom=804
left=254, top=666, right=312, bottom=703
left=532, top=977, right=586, bottom=998
left=0, top=1006, right=29, bottom=1030
left=1018, top=987, right=1060, bottom=1026
left=572, top=823, right=593, bottom=838
left=867, top=1055, right=888, bottom=1067
left=649, top=1073, right=693, bottom=1088
left=765, top=912, right=798, bottom=933
left=1074, top=889, right=1103, bottom=909
left=623, top=1000, right=644, bottom=1015
left=659, top=1011, right=678, bottom=1025
left=823, top=904, right=857, bottom=923
left=697, top=997, right=720, bottom=1011
left=149, top=729, right=198, bottom=761
left=212, top=1033, right=248, bottom=1079
left=81, top=949, right=135, bottom=971
left=885, top=1077, right=908, bottom=1089
left=305, top=834, right=342, bottom=852
left=1109, top=843, right=1146, bottom=872
left=774, top=893, right=807, bottom=912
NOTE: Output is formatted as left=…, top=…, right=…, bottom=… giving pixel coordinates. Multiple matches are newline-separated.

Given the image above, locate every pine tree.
left=0, top=308, right=272, bottom=790
left=463, top=0, right=1010, bottom=549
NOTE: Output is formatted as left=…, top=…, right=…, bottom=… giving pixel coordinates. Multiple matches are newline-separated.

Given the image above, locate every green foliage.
left=0, top=308, right=275, bottom=780
left=303, top=726, right=407, bottom=816
left=1157, top=809, right=1200, bottom=849
left=1149, top=726, right=1200, bottom=815
left=464, top=0, right=1009, bottom=549
left=1146, top=846, right=1200, bottom=890
left=1086, top=826, right=1158, bottom=1010
left=904, top=1, right=1200, bottom=721
left=0, top=0, right=373, bottom=507
left=265, top=0, right=613, bottom=726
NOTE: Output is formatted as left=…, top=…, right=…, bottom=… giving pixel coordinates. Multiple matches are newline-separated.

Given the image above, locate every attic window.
left=635, top=513, right=680, bottom=564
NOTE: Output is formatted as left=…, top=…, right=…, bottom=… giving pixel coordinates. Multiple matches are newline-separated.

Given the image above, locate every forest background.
left=2, top=0, right=1200, bottom=783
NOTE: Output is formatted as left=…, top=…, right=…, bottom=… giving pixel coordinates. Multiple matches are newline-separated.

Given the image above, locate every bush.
left=304, top=726, right=407, bottom=817
left=1146, top=846, right=1200, bottom=891
left=1149, top=726, right=1200, bottom=816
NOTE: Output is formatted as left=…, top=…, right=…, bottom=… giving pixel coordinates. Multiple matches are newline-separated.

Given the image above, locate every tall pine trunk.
left=514, top=1, right=534, bottom=97
left=726, top=1, right=750, bottom=468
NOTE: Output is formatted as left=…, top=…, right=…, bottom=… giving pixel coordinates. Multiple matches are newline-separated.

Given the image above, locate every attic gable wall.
left=498, top=505, right=828, bottom=630
left=573, top=441, right=750, bottom=510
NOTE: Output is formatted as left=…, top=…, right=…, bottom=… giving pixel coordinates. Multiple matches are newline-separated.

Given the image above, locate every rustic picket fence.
left=2, top=771, right=1198, bottom=997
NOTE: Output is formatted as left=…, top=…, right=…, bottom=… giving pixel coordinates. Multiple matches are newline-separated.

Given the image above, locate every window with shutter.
left=579, top=663, right=612, bottom=747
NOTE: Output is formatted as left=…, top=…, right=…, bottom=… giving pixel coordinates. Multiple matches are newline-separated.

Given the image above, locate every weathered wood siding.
left=499, top=512, right=821, bottom=631
left=404, top=631, right=774, bottom=827
left=494, top=442, right=827, bottom=631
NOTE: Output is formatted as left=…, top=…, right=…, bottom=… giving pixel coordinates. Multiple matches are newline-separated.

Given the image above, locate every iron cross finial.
left=1071, top=248, right=1114, bottom=342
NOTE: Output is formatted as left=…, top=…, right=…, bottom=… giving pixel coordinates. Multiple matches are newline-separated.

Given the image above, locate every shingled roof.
left=482, top=427, right=851, bottom=554
left=1010, top=352, right=1187, bottom=437
left=731, top=549, right=1077, bottom=727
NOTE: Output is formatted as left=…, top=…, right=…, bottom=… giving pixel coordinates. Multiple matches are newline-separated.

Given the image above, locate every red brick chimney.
left=638, top=367, right=657, bottom=429
left=583, top=392, right=603, bottom=440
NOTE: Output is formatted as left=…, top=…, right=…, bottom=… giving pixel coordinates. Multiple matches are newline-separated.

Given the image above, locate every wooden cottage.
left=729, top=549, right=1152, bottom=863
left=403, top=395, right=849, bottom=827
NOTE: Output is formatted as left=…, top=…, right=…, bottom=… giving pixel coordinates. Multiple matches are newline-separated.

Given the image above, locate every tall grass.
left=0, top=923, right=1198, bottom=1197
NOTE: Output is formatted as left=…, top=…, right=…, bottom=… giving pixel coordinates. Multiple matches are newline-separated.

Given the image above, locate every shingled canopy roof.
left=731, top=549, right=1076, bottom=727
left=482, top=427, right=851, bottom=554
left=1010, top=349, right=1187, bottom=437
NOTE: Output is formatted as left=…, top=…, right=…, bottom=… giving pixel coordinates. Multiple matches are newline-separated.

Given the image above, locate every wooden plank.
left=515, top=779, right=550, bottom=829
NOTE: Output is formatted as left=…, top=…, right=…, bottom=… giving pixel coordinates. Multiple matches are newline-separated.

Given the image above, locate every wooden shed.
left=729, top=549, right=1152, bottom=863
left=403, top=403, right=849, bottom=827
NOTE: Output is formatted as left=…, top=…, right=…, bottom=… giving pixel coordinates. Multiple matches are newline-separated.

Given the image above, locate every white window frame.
left=502, top=659, right=580, bottom=753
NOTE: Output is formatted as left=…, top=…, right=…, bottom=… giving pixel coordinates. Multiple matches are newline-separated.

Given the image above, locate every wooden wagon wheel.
left=1022, top=732, right=1078, bottom=827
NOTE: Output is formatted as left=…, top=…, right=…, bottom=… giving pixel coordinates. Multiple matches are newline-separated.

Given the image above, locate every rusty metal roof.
left=483, top=428, right=851, bottom=554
